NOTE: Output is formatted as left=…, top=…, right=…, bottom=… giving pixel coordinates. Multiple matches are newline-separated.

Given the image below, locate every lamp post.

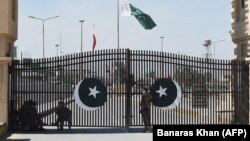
left=203, top=39, right=212, bottom=59
left=55, top=44, right=59, bottom=57
left=160, top=36, right=164, bottom=52
left=212, top=39, right=225, bottom=59
left=79, top=20, right=85, bottom=79
left=79, top=20, right=85, bottom=53
left=160, top=36, right=164, bottom=77
left=29, top=15, right=59, bottom=58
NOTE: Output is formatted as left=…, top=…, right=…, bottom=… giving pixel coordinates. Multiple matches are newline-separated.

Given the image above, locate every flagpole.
left=93, top=22, right=95, bottom=52
left=117, top=0, right=121, bottom=84
left=92, top=22, right=94, bottom=77
left=117, top=0, right=120, bottom=49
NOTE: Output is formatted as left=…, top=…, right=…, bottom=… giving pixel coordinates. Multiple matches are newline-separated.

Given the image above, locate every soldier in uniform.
left=140, top=86, right=152, bottom=132
left=55, top=100, right=72, bottom=130
left=19, top=100, right=45, bottom=132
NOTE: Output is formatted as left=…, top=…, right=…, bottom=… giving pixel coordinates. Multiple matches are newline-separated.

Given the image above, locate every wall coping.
left=0, top=57, right=12, bottom=64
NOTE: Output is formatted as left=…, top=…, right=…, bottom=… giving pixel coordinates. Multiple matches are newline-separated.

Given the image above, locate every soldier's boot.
left=146, top=126, right=152, bottom=132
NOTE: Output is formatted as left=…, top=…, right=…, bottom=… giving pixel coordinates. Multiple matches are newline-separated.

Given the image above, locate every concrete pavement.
left=0, top=127, right=153, bottom=141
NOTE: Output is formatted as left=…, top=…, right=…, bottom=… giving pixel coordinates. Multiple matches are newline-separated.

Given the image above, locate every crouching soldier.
left=55, top=101, right=72, bottom=130
left=140, top=86, right=152, bottom=132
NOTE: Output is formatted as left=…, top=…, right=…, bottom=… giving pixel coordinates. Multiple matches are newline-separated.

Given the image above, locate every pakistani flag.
left=119, top=0, right=157, bottom=30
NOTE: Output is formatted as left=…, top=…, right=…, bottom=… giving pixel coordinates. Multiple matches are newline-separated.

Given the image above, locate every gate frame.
left=8, top=49, right=250, bottom=131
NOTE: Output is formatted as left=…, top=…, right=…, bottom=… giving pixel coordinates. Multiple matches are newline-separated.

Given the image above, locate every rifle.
left=39, top=99, right=74, bottom=118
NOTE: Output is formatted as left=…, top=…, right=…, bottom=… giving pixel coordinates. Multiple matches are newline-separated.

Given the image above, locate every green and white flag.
left=119, top=0, right=157, bottom=30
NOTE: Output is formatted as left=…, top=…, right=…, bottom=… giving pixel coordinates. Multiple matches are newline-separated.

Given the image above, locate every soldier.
left=140, top=86, right=152, bottom=132
left=55, top=101, right=72, bottom=130
left=19, top=100, right=45, bottom=132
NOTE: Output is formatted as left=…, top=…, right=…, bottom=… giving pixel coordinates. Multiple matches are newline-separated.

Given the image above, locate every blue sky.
left=16, top=0, right=233, bottom=59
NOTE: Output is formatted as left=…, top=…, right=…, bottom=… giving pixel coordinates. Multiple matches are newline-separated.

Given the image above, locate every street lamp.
left=79, top=20, right=85, bottom=79
left=212, top=39, right=225, bottom=59
left=203, top=39, right=212, bottom=59
left=29, top=15, right=59, bottom=58
left=160, top=36, right=164, bottom=52
left=55, top=44, right=59, bottom=57
left=79, top=20, right=85, bottom=52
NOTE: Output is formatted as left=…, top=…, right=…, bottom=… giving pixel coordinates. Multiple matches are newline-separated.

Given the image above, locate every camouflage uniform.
left=140, top=87, right=152, bottom=132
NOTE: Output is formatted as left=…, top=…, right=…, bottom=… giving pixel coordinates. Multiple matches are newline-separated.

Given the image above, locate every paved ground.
left=0, top=127, right=153, bottom=141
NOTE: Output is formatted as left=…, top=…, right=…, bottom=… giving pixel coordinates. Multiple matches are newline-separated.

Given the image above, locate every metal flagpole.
left=60, top=33, right=62, bottom=56
left=92, top=22, right=95, bottom=52
left=117, top=0, right=120, bottom=49
left=79, top=20, right=84, bottom=79
left=117, top=0, right=121, bottom=83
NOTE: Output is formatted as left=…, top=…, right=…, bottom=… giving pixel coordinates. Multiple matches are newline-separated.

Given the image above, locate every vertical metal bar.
left=138, top=50, right=141, bottom=126
left=167, top=52, right=170, bottom=124
left=211, top=58, right=214, bottom=124
left=8, top=61, right=12, bottom=130
left=10, top=60, right=16, bottom=131
left=95, top=51, right=98, bottom=126
left=48, top=57, right=52, bottom=125
left=181, top=54, right=184, bottom=124
left=131, top=50, right=135, bottom=126
left=45, top=57, right=48, bottom=125
left=73, top=53, right=77, bottom=126
left=107, top=49, right=109, bottom=127
left=54, top=56, right=57, bottom=125
left=33, top=58, right=36, bottom=124
left=67, top=54, right=71, bottom=127
left=102, top=49, right=105, bottom=127
left=188, top=55, right=191, bottom=124
left=226, top=60, right=230, bottom=124
left=81, top=52, right=83, bottom=126
left=125, top=49, right=131, bottom=129
left=224, top=60, right=227, bottom=123
left=108, top=49, right=112, bottom=127
left=225, top=60, right=229, bottom=124
left=106, top=49, right=109, bottom=127
left=46, top=57, right=51, bottom=125
left=216, top=60, right=223, bottom=124
left=244, top=61, right=249, bottom=124
left=41, top=58, right=45, bottom=125
left=97, top=50, right=100, bottom=127
left=117, top=49, right=119, bottom=127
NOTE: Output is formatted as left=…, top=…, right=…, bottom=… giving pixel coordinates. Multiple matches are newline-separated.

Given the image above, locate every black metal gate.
left=9, top=49, right=249, bottom=131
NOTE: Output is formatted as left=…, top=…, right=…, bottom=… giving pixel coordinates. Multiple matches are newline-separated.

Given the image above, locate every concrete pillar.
left=0, top=0, right=18, bottom=130
left=0, top=36, right=12, bottom=132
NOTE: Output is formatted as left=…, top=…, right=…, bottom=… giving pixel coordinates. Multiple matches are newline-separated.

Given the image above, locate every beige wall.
left=0, top=0, right=18, bottom=40
left=0, top=35, right=11, bottom=124
left=0, top=64, right=9, bottom=123
left=231, top=0, right=250, bottom=60
left=232, top=0, right=250, bottom=124
left=0, top=0, right=18, bottom=126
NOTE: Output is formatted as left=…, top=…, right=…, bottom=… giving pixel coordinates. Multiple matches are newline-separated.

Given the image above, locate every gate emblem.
left=150, top=78, right=182, bottom=110
left=74, top=78, right=107, bottom=111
